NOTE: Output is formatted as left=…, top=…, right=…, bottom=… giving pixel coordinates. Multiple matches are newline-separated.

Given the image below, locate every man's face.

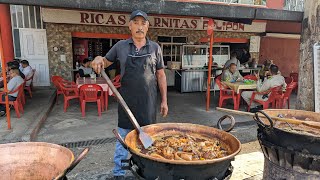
left=129, top=16, right=149, bottom=39
left=22, top=64, right=27, bottom=68
left=229, top=65, right=237, bottom=74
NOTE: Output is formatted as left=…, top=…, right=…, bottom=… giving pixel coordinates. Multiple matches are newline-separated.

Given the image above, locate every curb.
left=21, top=90, right=56, bottom=142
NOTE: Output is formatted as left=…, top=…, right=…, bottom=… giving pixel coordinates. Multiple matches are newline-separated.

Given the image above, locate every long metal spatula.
left=100, top=71, right=153, bottom=149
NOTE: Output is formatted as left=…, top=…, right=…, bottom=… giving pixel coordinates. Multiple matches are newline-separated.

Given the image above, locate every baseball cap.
left=130, top=10, right=148, bottom=21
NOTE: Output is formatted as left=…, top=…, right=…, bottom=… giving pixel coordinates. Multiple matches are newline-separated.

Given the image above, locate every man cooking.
left=91, top=10, right=168, bottom=180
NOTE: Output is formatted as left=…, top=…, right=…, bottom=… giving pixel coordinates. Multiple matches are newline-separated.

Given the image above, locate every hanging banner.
left=42, top=8, right=266, bottom=33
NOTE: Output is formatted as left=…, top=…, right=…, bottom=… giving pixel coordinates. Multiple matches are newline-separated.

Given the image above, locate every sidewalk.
left=0, top=87, right=55, bottom=144
left=36, top=91, right=259, bottom=144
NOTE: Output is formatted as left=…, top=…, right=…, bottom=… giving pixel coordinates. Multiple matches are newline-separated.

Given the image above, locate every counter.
left=175, top=68, right=223, bottom=93
left=174, top=67, right=260, bottom=93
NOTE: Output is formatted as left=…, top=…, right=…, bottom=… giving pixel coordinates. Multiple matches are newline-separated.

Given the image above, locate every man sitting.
left=79, top=58, right=93, bottom=77
left=222, top=63, right=243, bottom=83
left=224, top=52, right=240, bottom=70
left=21, top=60, right=33, bottom=86
left=0, top=68, right=24, bottom=116
left=241, top=65, right=286, bottom=112
left=7, top=61, right=25, bottom=79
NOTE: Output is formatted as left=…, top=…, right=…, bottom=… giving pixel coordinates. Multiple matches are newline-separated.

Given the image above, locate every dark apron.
left=118, top=44, right=158, bottom=130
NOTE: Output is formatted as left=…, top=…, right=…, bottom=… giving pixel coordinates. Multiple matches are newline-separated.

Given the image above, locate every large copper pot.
left=254, top=109, right=320, bottom=155
left=0, top=142, right=74, bottom=180
left=114, top=115, right=241, bottom=180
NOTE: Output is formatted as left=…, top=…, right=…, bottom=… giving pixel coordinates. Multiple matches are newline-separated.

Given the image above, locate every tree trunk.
left=296, top=0, right=320, bottom=111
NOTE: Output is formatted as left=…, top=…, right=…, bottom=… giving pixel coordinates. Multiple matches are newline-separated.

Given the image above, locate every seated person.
left=7, top=61, right=25, bottom=79
left=259, top=59, right=273, bottom=79
left=21, top=60, right=33, bottom=86
left=0, top=68, right=25, bottom=116
left=13, top=58, right=23, bottom=72
left=222, top=63, right=243, bottom=83
left=241, top=65, right=286, bottom=112
left=224, top=52, right=240, bottom=70
left=79, top=58, right=93, bottom=77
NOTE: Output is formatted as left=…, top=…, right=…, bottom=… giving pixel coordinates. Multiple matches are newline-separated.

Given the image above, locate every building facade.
left=0, top=0, right=303, bottom=86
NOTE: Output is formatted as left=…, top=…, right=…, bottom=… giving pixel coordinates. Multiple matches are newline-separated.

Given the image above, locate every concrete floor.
left=0, top=87, right=55, bottom=143
left=37, top=89, right=291, bottom=179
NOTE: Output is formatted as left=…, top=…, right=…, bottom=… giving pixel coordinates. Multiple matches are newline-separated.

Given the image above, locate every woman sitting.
left=79, top=58, right=93, bottom=77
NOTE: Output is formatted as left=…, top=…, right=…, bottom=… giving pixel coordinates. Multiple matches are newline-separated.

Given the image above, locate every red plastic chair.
left=59, top=81, right=80, bottom=112
left=290, top=73, right=298, bottom=93
left=248, top=85, right=283, bottom=112
left=290, top=73, right=298, bottom=82
left=24, top=69, right=36, bottom=98
left=20, top=82, right=26, bottom=107
left=215, top=76, right=237, bottom=110
left=51, top=76, right=76, bottom=104
left=285, top=76, right=293, bottom=84
left=243, top=75, right=258, bottom=81
left=51, top=75, right=63, bottom=83
left=281, top=82, right=298, bottom=109
left=79, top=84, right=104, bottom=117
left=0, top=83, right=25, bottom=118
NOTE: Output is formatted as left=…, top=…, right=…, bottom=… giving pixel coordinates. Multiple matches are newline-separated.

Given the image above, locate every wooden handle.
left=270, top=116, right=320, bottom=129
left=100, top=71, right=142, bottom=132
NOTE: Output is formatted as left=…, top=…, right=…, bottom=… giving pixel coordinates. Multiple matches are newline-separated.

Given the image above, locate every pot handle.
left=112, top=129, right=129, bottom=149
left=217, top=115, right=236, bottom=132
left=254, top=110, right=274, bottom=129
left=54, top=147, right=89, bottom=180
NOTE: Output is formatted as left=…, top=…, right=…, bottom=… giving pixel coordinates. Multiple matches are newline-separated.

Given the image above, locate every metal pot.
left=114, top=115, right=241, bottom=180
left=0, top=142, right=88, bottom=180
left=254, top=110, right=320, bottom=155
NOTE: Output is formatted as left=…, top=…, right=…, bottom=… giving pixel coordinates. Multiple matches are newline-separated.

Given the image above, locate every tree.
left=296, top=0, right=319, bottom=111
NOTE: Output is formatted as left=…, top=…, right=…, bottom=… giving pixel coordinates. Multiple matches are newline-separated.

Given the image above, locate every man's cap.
left=130, top=10, right=148, bottom=21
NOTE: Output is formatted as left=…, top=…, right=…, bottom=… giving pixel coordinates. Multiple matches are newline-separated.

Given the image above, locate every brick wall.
left=46, top=23, right=260, bottom=80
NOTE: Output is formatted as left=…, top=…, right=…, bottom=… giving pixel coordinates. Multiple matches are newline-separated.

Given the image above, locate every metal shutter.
left=313, top=43, right=320, bottom=112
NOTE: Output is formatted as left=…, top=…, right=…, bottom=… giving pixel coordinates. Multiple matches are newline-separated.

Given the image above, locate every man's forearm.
left=103, top=57, right=114, bottom=68
left=158, top=74, right=167, bottom=103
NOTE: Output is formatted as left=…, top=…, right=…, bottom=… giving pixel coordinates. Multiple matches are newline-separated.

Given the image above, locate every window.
left=158, top=36, right=187, bottom=65
left=10, top=5, right=43, bottom=58
left=158, top=36, right=187, bottom=43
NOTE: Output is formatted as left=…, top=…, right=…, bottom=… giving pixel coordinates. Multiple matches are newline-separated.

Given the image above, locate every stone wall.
left=46, top=23, right=260, bottom=80
left=296, top=0, right=320, bottom=111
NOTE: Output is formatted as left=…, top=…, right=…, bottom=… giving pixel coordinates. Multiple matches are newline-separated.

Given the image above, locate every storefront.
left=41, top=8, right=266, bottom=87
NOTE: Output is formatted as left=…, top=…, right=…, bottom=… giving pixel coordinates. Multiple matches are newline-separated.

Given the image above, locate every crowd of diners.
left=0, top=59, right=34, bottom=116
left=220, top=50, right=290, bottom=113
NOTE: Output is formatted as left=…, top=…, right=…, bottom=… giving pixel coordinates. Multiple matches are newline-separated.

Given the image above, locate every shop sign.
left=42, top=8, right=266, bottom=33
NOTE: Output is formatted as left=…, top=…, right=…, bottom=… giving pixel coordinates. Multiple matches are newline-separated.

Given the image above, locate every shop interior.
left=72, top=35, right=251, bottom=90
left=72, top=37, right=122, bottom=68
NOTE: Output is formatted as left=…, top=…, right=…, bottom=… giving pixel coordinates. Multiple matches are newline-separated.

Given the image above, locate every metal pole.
left=206, top=26, right=214, bottom=111
left=0, top=28, right=11, bottom=129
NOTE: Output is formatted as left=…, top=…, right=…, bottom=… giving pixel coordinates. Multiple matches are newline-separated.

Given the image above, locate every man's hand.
left=160, top=101, right=168, bottom=117
left=91, top=56, right=105, bottom=74
left=237, top=77, right=243, bottom=82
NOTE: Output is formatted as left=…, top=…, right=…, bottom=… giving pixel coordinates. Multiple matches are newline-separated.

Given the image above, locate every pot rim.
left=0, top=142, right=75, bottom=165
left=124, top=123, right=241, bottom=165
left=257, top=109, right=320, bottom=138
